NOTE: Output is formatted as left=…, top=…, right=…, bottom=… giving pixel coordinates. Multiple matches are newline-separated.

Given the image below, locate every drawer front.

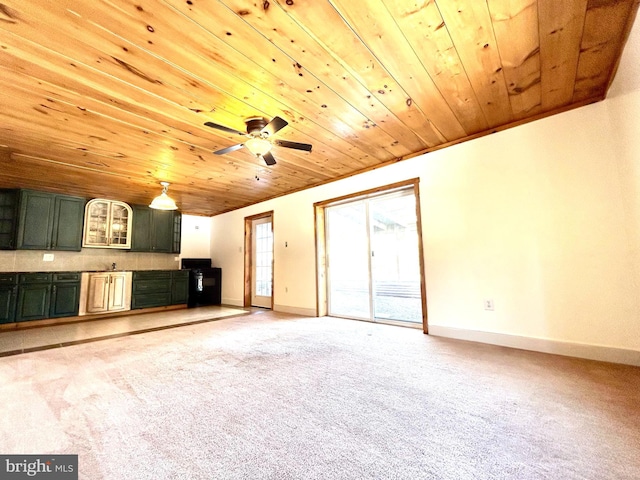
left=0, top=273, right=17, bottom=285
left=132, top=293, right=170, bottom=309
left=133, top=270, right=171, bottom=281
left=133, top=279, right=171, bottom=294
left=53, top=272, right=81, bottom=282
left=171, top=270, right=189, bottom=280
left=19, top=273, right=52, bottom=284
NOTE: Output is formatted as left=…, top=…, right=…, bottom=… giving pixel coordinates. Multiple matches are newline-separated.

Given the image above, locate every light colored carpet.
left=1, top=312, right=639, bottom=479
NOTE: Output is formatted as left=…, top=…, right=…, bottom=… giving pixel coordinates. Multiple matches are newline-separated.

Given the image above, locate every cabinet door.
left=50, top=282, right=81, bottom=318
left=0, top=286, right=17, bottom=323
left=108, top=273, right=129, bottom=311
left=172, top=212, right=182, bottom=254
left=151, top=210, right=173, bottom=252
left=86, top=273, right=111, bottom=313
left=16, top=284, right=51, bottom=322
left=131, top=205, right=151, bottom=252
left=51, top=195, right=85, bottom=251
left=83, top=200, right=110, bottom=247
left=16, top=190, right=55, bottom=250
left=171, top=271, right=189, bottom=304
left=0, top=190, right=18, bottom=250
left=109, top=202, right=131, bottom=248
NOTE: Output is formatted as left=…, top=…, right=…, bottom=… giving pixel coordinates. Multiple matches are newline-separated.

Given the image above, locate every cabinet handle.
left=52, top=285, right=57, bottom=294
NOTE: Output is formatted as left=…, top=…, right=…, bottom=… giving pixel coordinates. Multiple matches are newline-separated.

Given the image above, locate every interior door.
left=251, top=216, right=273, bottom=308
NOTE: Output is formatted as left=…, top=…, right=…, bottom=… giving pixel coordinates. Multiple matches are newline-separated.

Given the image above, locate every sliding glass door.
left=326, top=188, right=422, bottom=324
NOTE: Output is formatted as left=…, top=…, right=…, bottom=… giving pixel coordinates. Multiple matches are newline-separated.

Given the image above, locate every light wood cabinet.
left=79, top=271, right=132, bottom=315
left=82, top=199, right=132, bottom=249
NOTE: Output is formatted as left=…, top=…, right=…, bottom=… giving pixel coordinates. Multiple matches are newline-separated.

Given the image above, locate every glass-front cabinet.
left=82, top=199, right=132, bottom=249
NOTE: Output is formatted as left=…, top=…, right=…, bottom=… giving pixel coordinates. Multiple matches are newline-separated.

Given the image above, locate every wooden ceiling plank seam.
left=380, top=0, right=491, bottom=135
left=537, top=0, right=589, bottom=110
left=96, top=0, right=399, bottom=161
left=573, top=0, right=637, bottom=101
left=487, top=0, right=543, bottom=120
left=434, top=0, right=514, bottom=128
left=326, top=0, right=468, bottom=142
left=205, top=0, right=428, bottom=153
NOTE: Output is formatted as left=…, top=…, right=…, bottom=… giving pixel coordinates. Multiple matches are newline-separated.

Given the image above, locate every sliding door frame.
left=314, top=179, right=428, bottom=333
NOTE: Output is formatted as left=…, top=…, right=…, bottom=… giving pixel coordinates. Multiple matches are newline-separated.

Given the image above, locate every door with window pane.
left=326, top=189, right=422, bottom=324
left=251, top=216, right=273, bottom=308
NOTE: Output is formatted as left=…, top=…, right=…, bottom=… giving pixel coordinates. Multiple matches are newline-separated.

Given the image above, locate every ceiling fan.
left=204, top=116, right=312, bottom=166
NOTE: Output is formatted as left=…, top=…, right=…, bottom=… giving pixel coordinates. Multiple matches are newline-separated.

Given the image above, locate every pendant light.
left=149, top=181, right=178, bottom=210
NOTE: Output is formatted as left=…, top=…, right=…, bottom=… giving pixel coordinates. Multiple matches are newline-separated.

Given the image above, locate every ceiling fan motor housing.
left=246, top=117, right=269, bottom=136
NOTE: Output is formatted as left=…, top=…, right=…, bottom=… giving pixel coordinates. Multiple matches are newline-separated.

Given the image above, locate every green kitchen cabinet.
left=15, top=190, right=85, bottom=251
left=132, top=205, right=181, bottom=253
left=0, top=273, right=18, bottom=324
left=15, top=273, right=52, bottom=322
left=131, top=270, right=188, bottom=309
left=172, top=212, right=182, bottom=254
left=0, top=190, right=19, bottom=250
left=131, top=270, right=172, bottom=309
left=170, top=270, right=189, bottom=305
left=131, top=205, right=152, bottom=252
left=49, top=272, right=81, bottom=318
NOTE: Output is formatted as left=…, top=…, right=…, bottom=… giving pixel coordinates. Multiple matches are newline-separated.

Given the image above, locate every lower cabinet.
left=132, top=270, right=189, bottom=309
left=50, top=272, right=81, bottom=318
left=0, top=274, right=18, bottom=324
left=171, top=270, right=189, bottom=305
left=14, top=272, right=82, bottom=322
left=15, top=273, right=52, bottom=322
left=79, top=272, right=132, bottom=315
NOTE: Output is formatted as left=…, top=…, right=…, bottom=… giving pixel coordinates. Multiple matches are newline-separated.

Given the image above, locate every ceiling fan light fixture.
left=149, top=181, right=178, bottom=210
left=244, top=137, right=272, bottom=156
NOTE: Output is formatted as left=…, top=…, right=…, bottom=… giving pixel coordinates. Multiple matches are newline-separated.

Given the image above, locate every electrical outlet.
left=42, top=253, right=54, bottom=262
left=484, top=299, right=494, bottom=311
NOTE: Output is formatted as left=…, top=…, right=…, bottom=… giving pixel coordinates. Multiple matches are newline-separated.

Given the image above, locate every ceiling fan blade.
left=204, top=121, right=245, bottom=136
left=214, top=143, right=244, bottom=155
left=262, top=116, right=288, bottom=136
left=262, top=151, right=277, bottom=166
left=274, top=139, right=313, bottom=152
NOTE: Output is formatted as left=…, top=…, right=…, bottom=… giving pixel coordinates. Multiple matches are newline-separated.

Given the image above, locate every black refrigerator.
left=181, top=258, right=222, bottom=307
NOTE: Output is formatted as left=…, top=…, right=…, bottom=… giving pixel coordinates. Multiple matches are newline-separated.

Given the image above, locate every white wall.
left=205, top=24, right=640, bottom=363
left=180, top=214, right=212, bottom=259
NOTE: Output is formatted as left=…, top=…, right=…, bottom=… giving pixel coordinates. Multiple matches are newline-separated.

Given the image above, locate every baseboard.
left=428, top=325, right=640, bottom=367
left=273, top=304, right=317, bottom=317
left=222, top=298, right=244, bottom=307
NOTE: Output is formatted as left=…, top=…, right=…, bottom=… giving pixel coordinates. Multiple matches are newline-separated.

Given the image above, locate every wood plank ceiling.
left=0, top=0, right=637, bottom=216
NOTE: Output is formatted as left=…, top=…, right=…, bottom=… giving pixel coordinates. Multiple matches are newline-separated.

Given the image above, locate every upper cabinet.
left=131, top=205, right=181, bottom=253
left=0, top=190, right=19, bottom=250
left=83, top=199, right=132, bottom=249
left=15, top=190, right=85, bottom=251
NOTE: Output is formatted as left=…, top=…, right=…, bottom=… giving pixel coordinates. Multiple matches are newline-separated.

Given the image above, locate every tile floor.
left=0, top=305, right=249, bottom=356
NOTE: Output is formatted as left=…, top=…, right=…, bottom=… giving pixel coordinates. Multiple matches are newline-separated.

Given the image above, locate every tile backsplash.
left=0, top=249, right=180, bottom=272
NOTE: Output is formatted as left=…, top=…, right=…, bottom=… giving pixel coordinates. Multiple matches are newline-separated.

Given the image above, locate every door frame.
left=244, top=211, right=274, bottom=309
left=314, top=179, right=428, bottom=333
